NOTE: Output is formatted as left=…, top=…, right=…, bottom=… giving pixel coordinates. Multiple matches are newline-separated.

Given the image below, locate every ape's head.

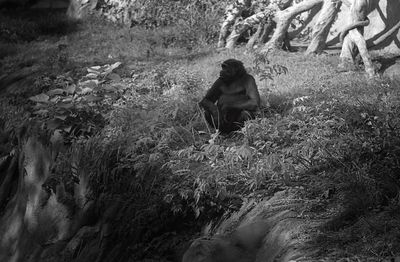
left=219, top=59, right=246, bottom=83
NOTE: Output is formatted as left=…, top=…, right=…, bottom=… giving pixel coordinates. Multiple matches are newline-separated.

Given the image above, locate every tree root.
left=339, top=18, right=370, bottom=43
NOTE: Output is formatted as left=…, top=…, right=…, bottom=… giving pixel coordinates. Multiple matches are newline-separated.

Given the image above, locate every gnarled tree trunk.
left=367, top=20, right=400, bottom=48
left=226, top=10, right=273, bottom=49
left=246, top=20, right=266, bottom=49
left=338, top=0, right=376, bottom=77
left=217, top=0, right=252, bottom=48
left=220, top=0, right=294, bottom=49
left=246, top=18, right=278, bottom=49
left=66, top=0, right=98, bottom=20
left=262, top=0, right=324, bottom=52
left=306, top=0, right=341, bottom=54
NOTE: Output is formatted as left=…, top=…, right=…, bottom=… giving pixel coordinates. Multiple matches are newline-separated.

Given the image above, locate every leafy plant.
left=252, top=52, right=288, bottom=82
left=28, top=62, right=125, bottom=142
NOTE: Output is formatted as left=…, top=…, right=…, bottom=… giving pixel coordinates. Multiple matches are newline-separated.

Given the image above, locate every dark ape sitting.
left=199, top=59, right=260, bottom=133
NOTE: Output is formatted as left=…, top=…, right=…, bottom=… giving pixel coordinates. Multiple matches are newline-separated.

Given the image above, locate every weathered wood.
left=340, top=18, right=370, bottom=43
left=263, top=0, right=324, bottom=52
left=226, top=10, right=272, bottom=49
left=247, top=20, right=266, bottom=49
left=223, top=0, right=295, bottom=49
left=260, top=19, right=277, bottom=43
left=306, top=0, right=341, bottom=54
left=367, top=20, right=400, bottom=48
left=66, top=0, right=98, bottom=20
left=217, top=0, right=252, bottom=48
left=339, top=0, right=376, bottom=77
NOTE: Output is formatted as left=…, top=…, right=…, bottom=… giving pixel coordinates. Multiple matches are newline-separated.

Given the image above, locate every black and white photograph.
left=0, top=0, right=400, bottom=261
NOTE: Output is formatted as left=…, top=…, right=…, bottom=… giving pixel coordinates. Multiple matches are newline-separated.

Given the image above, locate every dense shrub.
left=97, top=0, right=228, bottom=46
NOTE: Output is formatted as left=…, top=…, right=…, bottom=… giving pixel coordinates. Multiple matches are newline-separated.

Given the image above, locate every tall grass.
left=1, top=7, right=400, bottom=260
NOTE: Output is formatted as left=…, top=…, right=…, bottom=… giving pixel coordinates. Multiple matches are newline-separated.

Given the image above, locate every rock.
left=39, top=241, right=68, bottom=262
left=183, top=190, right=320, bottom=262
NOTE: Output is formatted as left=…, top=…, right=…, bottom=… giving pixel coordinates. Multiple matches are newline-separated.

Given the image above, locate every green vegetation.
left=0, top=5, right=399, bottom=261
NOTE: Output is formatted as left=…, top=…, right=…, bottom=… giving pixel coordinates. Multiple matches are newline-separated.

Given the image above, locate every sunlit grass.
left=1, top=11, right=400, bottom=260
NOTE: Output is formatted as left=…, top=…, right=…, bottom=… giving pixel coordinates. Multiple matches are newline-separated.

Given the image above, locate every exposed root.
left=339, top=18, right=370, bottom=43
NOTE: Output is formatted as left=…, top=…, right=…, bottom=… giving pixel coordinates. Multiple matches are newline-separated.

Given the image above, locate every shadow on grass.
left=377, top=55, right=400, bottom=72
left=296, top=96, right=400, bottom=258
left=0, top=8, right=81, bottom=43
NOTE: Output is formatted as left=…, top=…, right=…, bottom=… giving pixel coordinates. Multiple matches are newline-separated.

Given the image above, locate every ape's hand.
left=199, top=99, right=218, bottom=115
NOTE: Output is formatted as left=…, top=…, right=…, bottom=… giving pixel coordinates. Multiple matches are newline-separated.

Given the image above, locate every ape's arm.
left=199, top=79, right=223, bottom=115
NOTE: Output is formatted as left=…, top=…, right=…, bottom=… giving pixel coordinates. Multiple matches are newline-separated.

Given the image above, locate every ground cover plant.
left=0, top=5, right=399, bottom=262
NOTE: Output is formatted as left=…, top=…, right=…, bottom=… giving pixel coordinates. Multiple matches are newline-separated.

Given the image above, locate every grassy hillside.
left=0, top=8, right=399, bottom=261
